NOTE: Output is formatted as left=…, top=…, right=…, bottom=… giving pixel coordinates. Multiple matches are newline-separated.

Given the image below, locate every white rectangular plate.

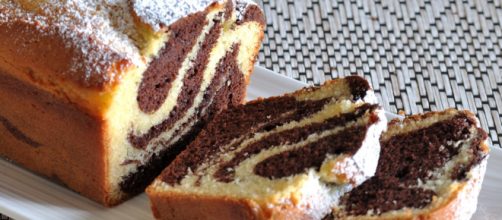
left=1, top=66, right=501, bottom=219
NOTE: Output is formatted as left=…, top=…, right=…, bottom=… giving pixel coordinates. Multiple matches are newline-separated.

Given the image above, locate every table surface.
left=2, top=0, right=502, bottom=219
left=256, top=0, right=502, bottom=149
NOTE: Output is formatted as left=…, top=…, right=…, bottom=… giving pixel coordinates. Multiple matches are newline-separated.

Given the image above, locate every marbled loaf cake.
left=0, top=0, right=264, bottom=206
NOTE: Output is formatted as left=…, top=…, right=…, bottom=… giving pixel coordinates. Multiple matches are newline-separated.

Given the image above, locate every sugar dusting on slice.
left=132, top=0, right=216, bottom=32
left=234, top=0, right=255, bottom=21
left=131, top=0, right=256, bottom=31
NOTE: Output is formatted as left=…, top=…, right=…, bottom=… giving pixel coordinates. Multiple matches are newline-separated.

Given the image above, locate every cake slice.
left=147, top=76, right=387, bottom=220
left=0, top=0, right=264, bottom=206
left=330, top=109, right=490, bottom=220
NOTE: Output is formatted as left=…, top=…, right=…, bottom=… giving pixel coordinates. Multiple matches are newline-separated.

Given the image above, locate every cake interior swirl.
left=147, top=76, right=388, bottom=219
left=0, top=0, right=265, bottom=205
left=330, top=109, right=490, bottom=219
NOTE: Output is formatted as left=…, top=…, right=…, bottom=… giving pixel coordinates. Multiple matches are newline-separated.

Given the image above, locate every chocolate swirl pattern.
left=108, top=1, right=266, bottom=198
left=0, top=0, right=265, bottom=206
left=147, top=76, right=388, bottom=220
left=333, top=110, right=490, bottom=220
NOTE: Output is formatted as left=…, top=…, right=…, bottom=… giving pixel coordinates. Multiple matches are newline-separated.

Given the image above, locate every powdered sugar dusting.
left=132, top=0, right=216, bottom=32
left=0, top=0, right=142, bottom=86
left=0, top=0, right=222, bottom=87
left=235, top=0, right=255, bottom=21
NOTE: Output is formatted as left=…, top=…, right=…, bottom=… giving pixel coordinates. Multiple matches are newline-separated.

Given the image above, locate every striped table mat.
left=256, top=0, right=502, bottom=149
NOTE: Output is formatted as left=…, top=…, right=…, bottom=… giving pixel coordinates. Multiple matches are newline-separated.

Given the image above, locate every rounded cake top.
left=0, top=0, right=220, bottom=88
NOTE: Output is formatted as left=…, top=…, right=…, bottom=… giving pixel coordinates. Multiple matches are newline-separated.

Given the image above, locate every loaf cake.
left=330, top=109, right=490, bottom=219
left=147, top=76, right=388, bottom=220
left=0, top=0, right=264, bottom=206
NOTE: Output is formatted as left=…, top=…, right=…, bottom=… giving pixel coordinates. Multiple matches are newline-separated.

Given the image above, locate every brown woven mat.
left=256, top=0, right=502, bottom=149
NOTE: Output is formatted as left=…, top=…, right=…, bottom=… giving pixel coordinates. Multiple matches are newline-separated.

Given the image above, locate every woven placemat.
left=256, top=0, right=502, bottom=149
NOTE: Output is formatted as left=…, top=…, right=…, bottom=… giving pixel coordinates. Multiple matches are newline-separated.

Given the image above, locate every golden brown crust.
left=0, top=71, right=109, bottom=205
left=146, top=186, right=314, bottom=220
left=0, top=16, right=129, bottom=116
left=0, top=18, right=129, bottom=90
left=147, top=190, right=260, bottom=220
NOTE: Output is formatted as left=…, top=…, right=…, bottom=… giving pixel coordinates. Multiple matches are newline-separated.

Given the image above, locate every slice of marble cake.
left=330, top=109, right=490, bottom=220
left=147, top=76, right=387, bottom=219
